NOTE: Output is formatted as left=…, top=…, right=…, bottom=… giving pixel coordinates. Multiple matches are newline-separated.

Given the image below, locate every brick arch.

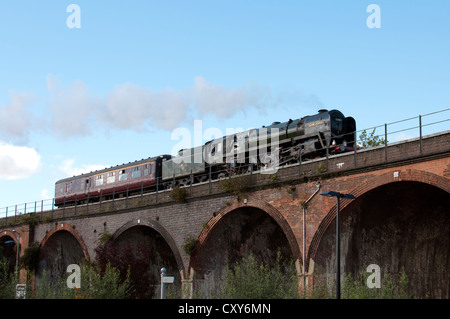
left=40, top=223, right=90, bottom=261
left=111, top=218, right=185, bottom=275
left=0, top=229, right=21, bottom=244
left=195, top=195, right=301, bottom=262
left=307, top=168, right=450, bottom=269
left=0, top=229, right=26, bottom=257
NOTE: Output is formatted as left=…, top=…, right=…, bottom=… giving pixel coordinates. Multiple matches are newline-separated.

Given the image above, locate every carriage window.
left=95, top=175, right=104, bottom=186
left=74, top=180, right=78, bottom=191
left=119, top=169, right=128, bottom=181
left=131, top=166, right=141, bottom=179
left=143, top=164, right=149, bottom=176
left=60, top=185, right=64, bottom=194
left=107, top=171, right=116, bottom=184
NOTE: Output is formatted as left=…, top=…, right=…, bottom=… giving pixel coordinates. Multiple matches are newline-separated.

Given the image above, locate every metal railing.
left=1, top=108, right=449, bottom=224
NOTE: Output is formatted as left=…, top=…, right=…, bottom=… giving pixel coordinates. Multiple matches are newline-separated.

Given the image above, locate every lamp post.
left=11, top=230, right=20, bottom=277
left=320, top=191, right=355, bottom=299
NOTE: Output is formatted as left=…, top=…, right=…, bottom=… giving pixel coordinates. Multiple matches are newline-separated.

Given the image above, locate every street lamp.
left=320, top=191, right=356, bottom=299
left=11, top=230, right=20, bottom=277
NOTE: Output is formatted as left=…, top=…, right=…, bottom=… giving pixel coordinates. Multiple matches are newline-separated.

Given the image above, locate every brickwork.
left=0, top=225, right=30, bottom=282
left=0, top=131, right=448, bottom=296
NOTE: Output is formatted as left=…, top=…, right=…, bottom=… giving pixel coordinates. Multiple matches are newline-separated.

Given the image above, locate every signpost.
left=160, top=267, right=174, bottom=299
left=15, top=284, right=26, bottom=299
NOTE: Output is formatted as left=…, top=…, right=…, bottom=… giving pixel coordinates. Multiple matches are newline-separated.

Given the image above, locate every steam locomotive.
left=55, top=109, right=355, bottom=206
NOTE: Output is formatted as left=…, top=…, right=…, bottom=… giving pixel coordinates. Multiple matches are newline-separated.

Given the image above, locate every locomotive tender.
left=55, top=109, right=355, bottom=206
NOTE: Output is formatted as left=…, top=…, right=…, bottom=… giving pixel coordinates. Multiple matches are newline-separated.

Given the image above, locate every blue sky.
left=0, top=1, right=449, bottom=210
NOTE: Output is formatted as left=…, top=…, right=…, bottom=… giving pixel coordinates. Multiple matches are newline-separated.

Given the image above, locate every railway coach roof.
left=55, top=155, right=171, bottom=184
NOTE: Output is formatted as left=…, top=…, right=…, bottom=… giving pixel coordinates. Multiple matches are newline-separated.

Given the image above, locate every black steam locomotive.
left=55, top=109, right=355, bottom=206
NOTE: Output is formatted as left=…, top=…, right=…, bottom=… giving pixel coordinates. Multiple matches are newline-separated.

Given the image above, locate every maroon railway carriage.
left=54, top=155, right=171, bottom=207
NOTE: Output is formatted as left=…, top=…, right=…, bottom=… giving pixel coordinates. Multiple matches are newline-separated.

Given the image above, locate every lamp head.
left=320, top=191, right=355, bottom=199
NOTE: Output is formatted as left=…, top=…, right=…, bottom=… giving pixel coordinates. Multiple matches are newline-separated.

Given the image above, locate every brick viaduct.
left=1, top=131, right=449, bottom=298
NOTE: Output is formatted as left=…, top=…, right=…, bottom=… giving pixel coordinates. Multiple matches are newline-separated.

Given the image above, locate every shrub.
left=219, top=175, right=251, bottom=200
left=19, top=241, right=40, bottom=272
left=183, top=237, right=198, bottom=256
left=339, top=269, right=410, bottom=299
left=17, top=213, right=40, bottom=225
left=218, top=252, right=298, bottom=299
left=33, top=262, right=131, bottom=299
left=358, top=128, right=387, bottom=148
left=94, top=242, right=154, bottom=298
left=170, top=185, right=188, bottom=203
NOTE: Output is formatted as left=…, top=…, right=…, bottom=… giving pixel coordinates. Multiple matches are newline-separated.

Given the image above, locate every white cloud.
left=43, top=74, right=321, bottom=138
left=47, top=75, right=102, bottom=138
left=102, top=82, right=190, bottom=131
left=0, top=92, right=35, bottom=143
left=40, top=188, right=51, bottom=200
left=0, top=142, right=42, bottom=180
left=58, top=158, right=107, bottom=177
left=192, top=76, right=274, bottom=118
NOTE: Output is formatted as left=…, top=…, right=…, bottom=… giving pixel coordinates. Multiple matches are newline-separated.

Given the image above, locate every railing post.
left=74, top=194, right=78, bottom=215
left=419, top=115, right=423, bottom=155
left=156, top=177, right=159, bottom=204
left=353, top=131, right=357, bottom=168
left=384, top=123, right=388, bottom=162
left=190, top=170, right=193, bottom=195
left=99, top=189, right=103, bottom=210
left=208, top=165, right=212, bottom=192
left=298, top=146, right=302, bottom=176
left=126, top=184, right=129, bottom=208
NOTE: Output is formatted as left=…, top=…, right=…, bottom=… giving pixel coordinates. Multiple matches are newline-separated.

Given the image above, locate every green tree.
left=358, top=128, right=387, bottom=148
